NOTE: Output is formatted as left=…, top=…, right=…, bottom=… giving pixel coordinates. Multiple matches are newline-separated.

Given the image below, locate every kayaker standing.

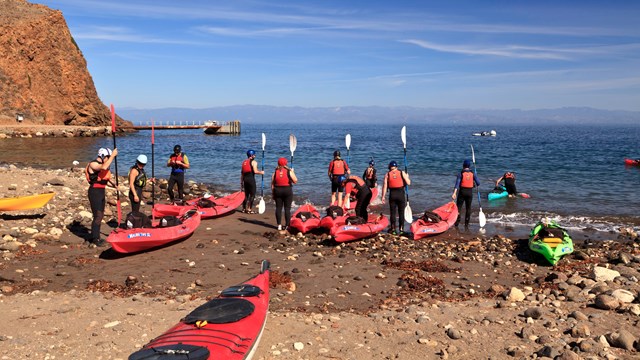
left=128, top=154, right=152, bottom=213
left=452, top=159, right=480, bottom=228
left=381, top=161, right=411, bottom=235
left=85, top=147, right=118, bottom=247
left=166, top=144, right=190, bottom=203
left=362, top=159, right=377, bottom=189
left=271, top=157, right=298, bottom=231
left=341, top=175, right=372, bottom=221
left=495, top=171, right=517, bottom=197
left=240, top=149, right=264, bottom=214
left=328, top=150, right=350, bottom=207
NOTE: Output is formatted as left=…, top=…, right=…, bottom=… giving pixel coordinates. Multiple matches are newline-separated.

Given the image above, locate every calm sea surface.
left=2, top=123, right=639, bottom=233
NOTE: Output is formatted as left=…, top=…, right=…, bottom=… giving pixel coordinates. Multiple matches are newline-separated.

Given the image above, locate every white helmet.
left=98, top=148, right=112, bottom=158
left=136, top=154, right=148, bottom=164
left=203, top=192, right=212, bottom=199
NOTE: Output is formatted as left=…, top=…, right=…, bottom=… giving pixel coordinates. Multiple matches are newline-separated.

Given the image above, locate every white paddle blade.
left=261, top=133, right=266, bottom=150
left=258, top=198, right=266, bottom=214
left=471, top=144, right=476, bottom=163
left=401, top=126, right=407, bottom=147
left=345, top=197, right=350, bottom=209
left=289, top=134, right=297, bottom=153
left=404, top=203, right=413, bottom=223
left=479, top=209, right=486, bottom=228
left=345, top=134, right=351, bottom=150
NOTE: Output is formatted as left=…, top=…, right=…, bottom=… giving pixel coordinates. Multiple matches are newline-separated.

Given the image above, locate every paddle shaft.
left=151, top=120, right=155, bottom=220
left=261, top=149, right=265, bottom=197
left=110, top=104, right=121, bottom=226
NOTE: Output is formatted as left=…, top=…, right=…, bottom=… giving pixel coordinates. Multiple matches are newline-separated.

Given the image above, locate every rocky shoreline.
left=1, top=164, right=640, bottom=359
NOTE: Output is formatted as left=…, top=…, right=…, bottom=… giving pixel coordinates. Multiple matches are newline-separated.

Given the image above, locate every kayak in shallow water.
left=488, top=186, right=530, bottom=201
left=624, top=158, right=640, bottom=166
left=0, top=192, right=55, bottom=211
left=528, top=220, right=574, bottom=265
left=129, top=260, right=270, bottom=360
left=411, top=201, right=458, bottom=240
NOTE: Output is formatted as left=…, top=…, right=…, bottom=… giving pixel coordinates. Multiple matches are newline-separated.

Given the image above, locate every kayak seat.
left=221, top=285, right=263, bottom=297
left=129, top=344, right=210, bottom=360
left=184, top=298, right=255, bottom=324
left=542, top=237, right=563, bottom=248
left=295, top=211, right=314, bottom=222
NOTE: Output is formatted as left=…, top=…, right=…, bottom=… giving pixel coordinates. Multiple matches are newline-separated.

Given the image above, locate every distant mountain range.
left=117, top=105, right=640, bottom=125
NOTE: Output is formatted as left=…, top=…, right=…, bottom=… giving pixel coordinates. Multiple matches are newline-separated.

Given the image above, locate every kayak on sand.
left=107, top=208, right=201, bottom=254
left=289, top=203, right=321, bottom=233
left=0, top=192, right=55, bottom=211
left=410, top=201, right=458, bottom=240
left=152, top=191, right=245, bottom=219
left=129, top=260, right=270, bottom=360
left=331, top=214, right=389, bottom=243
left=528, top=220, right=574, bottom=265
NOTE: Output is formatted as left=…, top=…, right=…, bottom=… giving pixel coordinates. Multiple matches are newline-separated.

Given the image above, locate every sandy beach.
left=1, top=163, right=639, bottom=359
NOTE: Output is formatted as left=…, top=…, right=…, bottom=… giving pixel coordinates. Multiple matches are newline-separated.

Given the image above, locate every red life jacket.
left=505, top=172, right=515, bottom=179
left=241, top=159, right=253, bottom=174
left=85, top=160, right=111, bottom=188
left=273, top=167, right=292, bottom=187
left=330, top=159, right=346, bottom=176
left=169, top=152, right=186, bottom=173
left=364, top=167, right=375, bottom=180
left=345, top=176, right=365, bottom=196
left=387, top=169, right=404, bottom=188
left=460, top=171, right=474, bottom=188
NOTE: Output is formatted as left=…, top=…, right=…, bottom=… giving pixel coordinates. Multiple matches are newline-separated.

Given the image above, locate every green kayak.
left=528, top=220, right=574, bottom=265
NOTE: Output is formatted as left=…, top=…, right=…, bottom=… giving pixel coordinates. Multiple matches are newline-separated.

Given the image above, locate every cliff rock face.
left=0, top=0, right=130, bottom=128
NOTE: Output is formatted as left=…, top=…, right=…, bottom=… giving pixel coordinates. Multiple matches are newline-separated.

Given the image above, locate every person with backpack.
left=85, top=147, right=118, bottom=247
left=128, top=154, right=152, bottom=213
left=341, top=175, right=372, bottom=222
left=495, top=171, right=518, bottom=197
left=381, top=161, right=411, bottom=235
left=452, top=159, right=480, bottom=228
left=240, top=149, right=264, bottom=214
left=362, top=159, right=377, bottom=188
left=271, top=157, right=298, bottom=231
left=167, top=144, right=190, bottom=203
left=328, top=150, right=350, bottom=207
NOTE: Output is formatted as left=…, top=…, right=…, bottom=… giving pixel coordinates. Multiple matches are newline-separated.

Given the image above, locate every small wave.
left=488, top=211, right=638, bottom=233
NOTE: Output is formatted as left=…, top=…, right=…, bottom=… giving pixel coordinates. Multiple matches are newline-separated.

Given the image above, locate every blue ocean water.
left=3, top=123, right=639, bottom=233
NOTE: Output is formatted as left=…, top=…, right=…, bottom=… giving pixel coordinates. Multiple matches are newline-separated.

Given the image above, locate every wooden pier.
left=123, top=120, right=240, bottom=135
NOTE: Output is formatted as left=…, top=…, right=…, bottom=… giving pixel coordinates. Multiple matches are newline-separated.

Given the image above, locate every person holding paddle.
left=85, top=147, right=118, bottom=247
left=166, top=144, right=190, bottom=203
left=381, top=161, right=411, bottom=235
left=452, top=159, right=480, bottom=228
left=328, top=150, right=350, bottom=207
left=240, top=149, right=264, bottom=214
left=128, top=154, right=154, bottom=213
left=271, top=157, right=298, bottom=231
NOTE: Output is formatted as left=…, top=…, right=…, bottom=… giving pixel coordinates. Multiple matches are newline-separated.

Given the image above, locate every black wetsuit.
left=388, top=188, right=407, bottom=231
left=454, top=169, right=479, bottom=227
left=242, top=164, right=257, bottom=211
left=363, top=167, right=377, bottom=188
left=503, top=173, right=517, bottom=195
left=128, top=165, right=146, bottom=213
left=86, top=159, right=109, bottom=242
left=273, top=186, right=293, bottom=228
left=346, top=178, right=372, bottom=220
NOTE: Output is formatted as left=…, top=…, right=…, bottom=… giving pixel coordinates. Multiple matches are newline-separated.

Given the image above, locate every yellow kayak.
left=0, top=192, right=55, bottom=211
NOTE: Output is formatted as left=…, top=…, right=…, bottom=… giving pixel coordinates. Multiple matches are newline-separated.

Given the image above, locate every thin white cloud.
left=401, top=39, right=573, bottom=60
left=73, top=26, right=205, bottom=45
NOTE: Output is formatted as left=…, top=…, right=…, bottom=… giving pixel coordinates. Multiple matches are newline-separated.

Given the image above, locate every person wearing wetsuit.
left=381, top=161, right=411, bottom=235
left=167, top=144, right=190, bottom=203
left=128, top=154, right=149, bottom=213
left=240, top=149, right=265, bottom=213
left=495, top=171, right=517, bottom=197
left=363, top=159, right=377, bottom=189
left=341, top=175, right=372, bottom=221
left=85, top=147, right=118, bottom=247
left=328, top=150, right=350, bottom=207
left=271, top=157, right=298, bottom=231
left=452, top=159, right=480, bottom=228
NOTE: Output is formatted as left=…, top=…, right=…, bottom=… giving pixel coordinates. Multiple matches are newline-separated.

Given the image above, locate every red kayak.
left=289, top=203, right=321, bottom=233
left=319, top=205, right=352, bottom=231
left=625, top=158, right=640, bottom=166
left=107, top=208, right=201, bottom=254
left=411, top=201, right=458, bottom=240
left=129, top=260, right=270, bottom=360
left=331, top=214, right=389, bottom=243
left=153, top=191, right=245, bottom=219
left=344, top=187, right=379, bottom=209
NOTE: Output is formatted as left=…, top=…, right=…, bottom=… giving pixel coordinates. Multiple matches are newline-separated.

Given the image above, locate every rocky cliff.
left=0, top=0, right=131, bottom=128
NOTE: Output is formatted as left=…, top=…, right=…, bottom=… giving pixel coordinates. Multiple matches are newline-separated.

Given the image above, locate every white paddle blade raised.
left=344, top=197, right=350, bottom=209
left=401, top=126, right=407, bottom=148
left=345, top=134, right=351, bottom=150
left=471, top=144, right=476, bottom=163
left=289, top=134, right=297, bottom=154
left=258, top=198, right=266, bottom=214
left=261, top=133, right=266, bottom=150
left=479, top=209, right=486, bottom=228
left=404, top=203, right=413, bottom=224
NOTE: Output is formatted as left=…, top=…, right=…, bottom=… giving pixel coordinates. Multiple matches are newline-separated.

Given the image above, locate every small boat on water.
left=0, top=192, right=55, bottom=211
left=472, top=130, right=496, bottom=137
left=203, top=120, right=222, bottom=134
left=624, top=158, right=640, bottom=166
left=129, top=260, right=270, bottom=360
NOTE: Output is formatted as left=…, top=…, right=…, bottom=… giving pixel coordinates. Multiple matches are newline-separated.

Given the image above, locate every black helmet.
left=174, top=144, right=182, bottom=153
left=388, top=160, right=398, bottom=169
left=333, top=150, right=341, bottom=157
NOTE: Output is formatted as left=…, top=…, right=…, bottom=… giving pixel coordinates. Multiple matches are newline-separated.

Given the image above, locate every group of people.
left=85, top=142, right=519, bottom=245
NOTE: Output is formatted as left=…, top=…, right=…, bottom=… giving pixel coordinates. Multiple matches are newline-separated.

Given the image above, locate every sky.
left=34, top=0, right=640, bottom=111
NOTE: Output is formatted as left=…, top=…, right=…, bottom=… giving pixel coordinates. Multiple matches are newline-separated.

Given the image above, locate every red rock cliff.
left=0, top=0, right=131, bottom=128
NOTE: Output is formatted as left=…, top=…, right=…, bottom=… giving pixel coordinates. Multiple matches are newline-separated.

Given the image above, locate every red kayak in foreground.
left=107, top=209, right=201, bottom=254
left=129, top=260, right=270, bottom=360
left=411, top=201, right=458, bottom=240
left=331, top=214, right=389, bottom=243
left=289, top=203, right=321, bottom=233
left=625, top=158, right=640, bottom=166
left=152, top=191, right=245, bottom=219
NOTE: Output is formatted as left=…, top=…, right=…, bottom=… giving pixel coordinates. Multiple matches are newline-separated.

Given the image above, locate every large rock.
left=591, top=266, right=620, bottom=282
